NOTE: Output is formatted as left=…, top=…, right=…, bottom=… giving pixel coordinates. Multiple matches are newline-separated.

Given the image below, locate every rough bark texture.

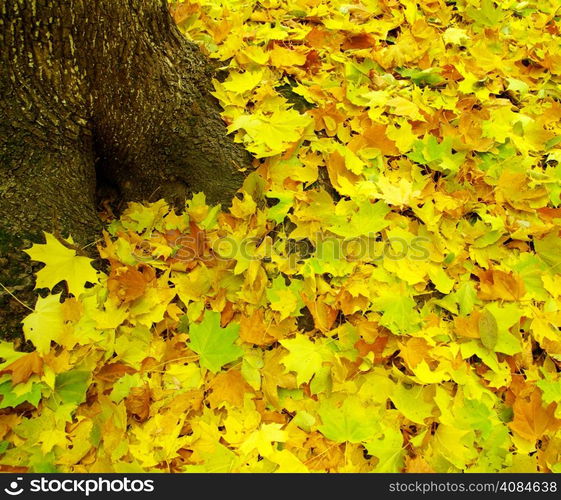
left=0, top=0, right=251, bottom=340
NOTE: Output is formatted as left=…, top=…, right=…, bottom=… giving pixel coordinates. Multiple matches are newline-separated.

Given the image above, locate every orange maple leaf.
left=107, top=265, right=155, bottom=303
left=239, top=309, right=290, bottom=346
left=96, top=362, right=136, bottom=383
left=125, top=386, right=152, bottom=422
left=0, top=352, right=44, bottom=385
left=477, top=269, right=526, bottom=301
left=207, top=370, right=252, bottom=408
left=509, top=391, right=559, bottom=442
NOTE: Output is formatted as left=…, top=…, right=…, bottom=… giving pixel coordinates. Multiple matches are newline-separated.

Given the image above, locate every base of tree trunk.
left=0, top=0, right=251, bottom=340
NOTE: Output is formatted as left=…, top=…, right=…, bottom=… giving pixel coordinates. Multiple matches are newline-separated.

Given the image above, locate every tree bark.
left=0, top=0, right=251, bottom=340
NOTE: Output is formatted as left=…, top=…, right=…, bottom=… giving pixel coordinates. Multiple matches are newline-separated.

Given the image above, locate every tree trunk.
left=0, top=0, right=251, bottom=340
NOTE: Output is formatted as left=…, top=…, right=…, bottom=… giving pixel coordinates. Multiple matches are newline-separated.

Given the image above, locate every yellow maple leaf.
left=39, top=428, right=67, bottom=453
left=269, top=45, right=307, bottom=68
left=22, top=293, right=65, bottom=354
left=228, top=107, right=313, bottom=157
left=25, top=232, right=100, bottom=296
left=375, top=176, right=421, bottom=207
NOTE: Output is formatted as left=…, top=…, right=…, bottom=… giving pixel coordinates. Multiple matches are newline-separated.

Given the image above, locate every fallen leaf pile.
left=2, top=0, right=561, bottom=472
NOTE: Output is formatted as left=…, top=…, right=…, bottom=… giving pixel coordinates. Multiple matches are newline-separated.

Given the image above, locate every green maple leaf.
left=365, top=426, right=405, bottom=472
left=453, top=281, right=477, bottom=316
left=187, top=311, right=243, bottom=373
left=0, top=342, right=27, bottom=368
left=537, top=376, right=561, bottom=404
left=110, top=373, right=143, bottom=403
left=25, top=232, right=100, bottom=296
left=407, top=135, right=464, bottom=174
left=0, top=380, right=44, bottom=409
left=453, top=398, right=495, bottom=437
left=484, top=303, right=523, bottom=355
left=318, top=396, right=379, bottom=443
left=398, top=67, right=444, bottom=87
left=55, top=370, right=91, bottom=405
left=266, top=190, right=295, bottom=223
left=30, top=451, right=58, bottom=473
left=535, top=232, right=561, bottom=268
left=184, top=443, right=238, bottom=473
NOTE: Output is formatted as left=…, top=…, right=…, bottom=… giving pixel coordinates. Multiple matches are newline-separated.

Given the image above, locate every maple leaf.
left=0, top=352, right=44, bottom=385
left=220, top=69, right=264, bottom=94
left=405, top=456, right=435, bottom=473
left=408, top=135, right=465, bottom=174
left=238, top=423, right=287, bottom=456
left=398, top=67, right=444, bottom=87
left=453, top=282, right=477, bottom=316
left=477, top=269, right=526, bottom=301
left=365, top=426, right=405, bottom=473
left=119, top=199, right=169, bottom=233
left=187, top=311, right=243, bottom=373
left=184, top=443, right=239, bottom=473
left=22, top=293, right=65, bottom=354
left=301, top=296, right=338, bottom=332
left=266, top=275, right=304, bottom=321
left=54, top=370, right=90, bottom=406
left=25, top=232, right=100, bottom=296
left=318, top=396, right=379, bottom=443
left=241, top=350, right=263, bottom=391
left=125, top=385, right=152, bottom=422
left=390, top=384, right=435, bottom=425
left=107, top=265, right=154, bottom=304
left=38, top=429, right=68, bottom=454
left=0, top=381, right=44, bottom=409
left=280, top=335, right=331, bottom=386
left=375, top=176, right=421, bottom=208
left=110, top=372, right=143, bottom=403
left=372, top=290, right=421, bottom=335
left=208, top=370, right=252, bottom=408
left=229, top=107, right=313, bottom=157
left=266, top=190, right=295, bottom=223
left=269, top=45, right=307, bottom=68
left=96, top=362, right=136, bottom=384
left=0, top=342, right=27, bottom=368
left=261, top=348, right=297, bottom=408
left=239, top=310, right=286, bottom=346
left=509, top=391, right=559, bottom=442
left=328, top=201, right=390, bottom=239
left=465, top=0, right=503, bottom=27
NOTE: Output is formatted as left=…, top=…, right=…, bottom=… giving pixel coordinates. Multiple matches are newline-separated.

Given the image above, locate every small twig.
left=148, top=185, right=162, bottom=202
left=0, top=282, right=34, bottom=312
left=81, top=238, right=103, bottom=252
left=53, top=229, right=89, bottom=257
